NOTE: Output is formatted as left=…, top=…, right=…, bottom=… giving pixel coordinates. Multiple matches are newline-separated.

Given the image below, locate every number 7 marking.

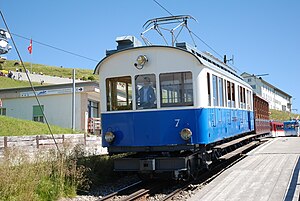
left=175, top=119, right=180, bottom=127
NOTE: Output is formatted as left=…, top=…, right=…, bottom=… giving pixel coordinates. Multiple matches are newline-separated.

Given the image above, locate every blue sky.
left=1, top=0, right=300, bottom=112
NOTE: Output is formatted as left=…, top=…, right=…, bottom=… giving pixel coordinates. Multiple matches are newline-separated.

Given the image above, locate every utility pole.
left=72, top=69, right=75, bottom=131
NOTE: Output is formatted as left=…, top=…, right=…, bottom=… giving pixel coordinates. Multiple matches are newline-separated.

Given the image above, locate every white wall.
left=261, top=84, right=290, bottom=112
left=4, top=93, right=83, bottom=130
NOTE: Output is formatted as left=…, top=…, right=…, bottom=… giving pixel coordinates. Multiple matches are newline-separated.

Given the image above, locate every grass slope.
left=0, top=115, right=77, bottom=136
left=269, top=109, right=299, bottom=121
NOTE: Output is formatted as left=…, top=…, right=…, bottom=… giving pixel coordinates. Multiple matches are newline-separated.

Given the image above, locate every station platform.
left=189, top=137, right=300, bottom=201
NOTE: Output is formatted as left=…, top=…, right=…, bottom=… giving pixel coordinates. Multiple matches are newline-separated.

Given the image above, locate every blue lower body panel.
left=102, top=108, right=254, bottom=148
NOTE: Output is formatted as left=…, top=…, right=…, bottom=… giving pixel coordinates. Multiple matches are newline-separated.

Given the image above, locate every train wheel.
left=183, top=160, right=195, bottom=181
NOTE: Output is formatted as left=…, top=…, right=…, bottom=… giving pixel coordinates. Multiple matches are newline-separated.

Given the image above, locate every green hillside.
left=269, top=109, right=299, bottom=122
left=0, top=115, right=77, bottom=136
left=1, top=60, right=95, bottom=80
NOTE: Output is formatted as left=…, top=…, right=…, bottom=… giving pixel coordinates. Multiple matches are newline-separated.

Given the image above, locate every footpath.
left=189, top=137, right=300, bottom=201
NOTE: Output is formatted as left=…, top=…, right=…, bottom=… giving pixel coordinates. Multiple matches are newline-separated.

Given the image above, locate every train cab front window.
left=160, top=71, right=193, bottom=107
left=106, top=76, right=132, bottom=111
left=135, top=74, right=157, bottom=110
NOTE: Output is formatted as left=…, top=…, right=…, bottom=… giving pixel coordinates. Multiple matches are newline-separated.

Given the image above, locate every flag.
left=28, top=39, right=32, bottom=54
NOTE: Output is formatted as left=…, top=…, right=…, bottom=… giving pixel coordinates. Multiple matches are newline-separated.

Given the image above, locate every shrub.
left=0, top=146, right=89, bottom=201
left=88, top=75, right=96, bottom=81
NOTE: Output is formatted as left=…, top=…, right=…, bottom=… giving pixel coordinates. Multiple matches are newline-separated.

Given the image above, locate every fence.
left=0, top=134, right=107, bottom=161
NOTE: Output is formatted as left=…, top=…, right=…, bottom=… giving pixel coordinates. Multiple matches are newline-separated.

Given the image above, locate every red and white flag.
left=28, top=39, right=32, bottom=54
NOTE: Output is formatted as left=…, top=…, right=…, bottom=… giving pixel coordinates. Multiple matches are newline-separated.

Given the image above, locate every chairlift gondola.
left=0, top=28, right=11, bottom=55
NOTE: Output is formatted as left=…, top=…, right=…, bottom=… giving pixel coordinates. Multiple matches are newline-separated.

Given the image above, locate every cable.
left=11, top=33, right=99, bottom=63
left=153, top=0, right=173, bottom=16
left=0, top=10, right=62, bottom=155
left=152, top=0, right=243, bottom=73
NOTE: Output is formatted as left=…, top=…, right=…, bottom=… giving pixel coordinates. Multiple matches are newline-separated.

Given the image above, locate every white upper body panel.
left=95, top=45, right=252, bottom=112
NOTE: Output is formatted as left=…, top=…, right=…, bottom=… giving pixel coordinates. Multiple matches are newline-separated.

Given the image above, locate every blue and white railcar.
left=283, top=120, right=300, bottom=136
left=94, top=35, right=254, bottom=178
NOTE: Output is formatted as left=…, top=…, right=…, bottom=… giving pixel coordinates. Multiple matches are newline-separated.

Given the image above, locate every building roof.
left=0, top=81, right=100, bottom=99
left=0, top=81, right=99, bottom=93
left=241, top=72, right=292, bottom=98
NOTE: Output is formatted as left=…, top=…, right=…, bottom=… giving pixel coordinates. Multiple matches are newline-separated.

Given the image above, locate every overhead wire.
left=0, top=10, right=62, bottom=155
left=12, top=33, right=99, bottom=63
left=152, top=0, right=243, bottom=73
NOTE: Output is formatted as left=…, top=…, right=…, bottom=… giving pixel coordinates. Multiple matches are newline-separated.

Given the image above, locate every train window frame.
left=106, top=76, right=132, bottom=111
left=218, top=77, right=224, bottom=107
left=238, top=86, right=246, bottom=109
left=212, top=75, right=219, bottom=106
left=207, top=73, right=211, bottom=106
left=226, top=81, right=236, bottom=108
left=159, top=71, right=193, bottom=107
left=135, top=74, right=157, bottom=110
left=224, top=79, right=228, bottom=107
left=231, top=82, right=236, bottom=108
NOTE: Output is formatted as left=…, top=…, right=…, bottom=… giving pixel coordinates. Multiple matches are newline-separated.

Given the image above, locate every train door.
left=247, top=111, right=252, bottom=131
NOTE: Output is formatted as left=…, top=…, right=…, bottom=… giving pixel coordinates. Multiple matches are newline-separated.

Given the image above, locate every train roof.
left=94, top=38, right=244, bottom=81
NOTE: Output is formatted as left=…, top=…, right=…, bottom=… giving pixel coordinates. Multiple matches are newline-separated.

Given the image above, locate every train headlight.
left=104, top=131, right=115, bottom=143
left=180, top=128, right=192, bottom=141
left=137, top=55, right=148, bottom=66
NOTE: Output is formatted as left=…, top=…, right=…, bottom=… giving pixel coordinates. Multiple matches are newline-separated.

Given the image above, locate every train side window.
left=246, top=89, right=251, bottom=110
left=239, top=86, right=245, bottom=109
left=207, top=73, right=211, bottom=106
left=238, top=86, right=241, bottom=108
left=212, top=75, right=218, bottom=106
left=249, top=90, right=253, bottom=110
left=160, top=71, right=193, bottom=107
left=135, top=74, right=157, bottom=110
left=242, top=87, right=246, bottom=109
left=227, top=81, right=231, bottom=107
left=231, top=83, right=235, bottom=108
left=218, top=77, right=224, bottom=107
left=224, top=79, right=228, bottom=107
left=106, top=76, right=132, bottom=111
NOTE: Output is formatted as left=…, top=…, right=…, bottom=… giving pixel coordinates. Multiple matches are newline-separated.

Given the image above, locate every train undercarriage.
left=111, top=132, right=268, bottom=180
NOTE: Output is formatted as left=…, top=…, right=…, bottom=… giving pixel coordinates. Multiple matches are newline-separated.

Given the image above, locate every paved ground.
left=11, top=71, right=84, bottom=84
left=189, top=137, right=300, bottom=201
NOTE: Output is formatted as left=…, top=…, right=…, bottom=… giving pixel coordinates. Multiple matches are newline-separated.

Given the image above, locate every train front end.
left=94, top=35, right=254, bottom=179
left=94, top=36, right=209, bottom=179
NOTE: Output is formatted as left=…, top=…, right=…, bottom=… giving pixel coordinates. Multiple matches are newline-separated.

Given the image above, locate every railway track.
left=98, top=180, right=172, bottom=201
left=99, top=135, right=270, bottom=201
left=159, top=135, right=271, bottom=201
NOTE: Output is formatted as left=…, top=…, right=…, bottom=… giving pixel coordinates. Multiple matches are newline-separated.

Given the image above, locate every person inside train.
left=138, top=77, right=156, bottom=109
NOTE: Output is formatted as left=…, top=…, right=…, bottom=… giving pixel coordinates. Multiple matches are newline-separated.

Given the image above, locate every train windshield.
left=135, top=74, right=157, bottom=110
left=105, top=71, right=193, bottom=111
left=284, top=122, right=299, bottom=130
left=106, top=76, right=132, bottom=111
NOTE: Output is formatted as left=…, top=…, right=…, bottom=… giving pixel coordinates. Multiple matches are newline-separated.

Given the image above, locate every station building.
left=0, top=81, right=101, bottom=133
left=241, top=72, right=292, bottom=112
